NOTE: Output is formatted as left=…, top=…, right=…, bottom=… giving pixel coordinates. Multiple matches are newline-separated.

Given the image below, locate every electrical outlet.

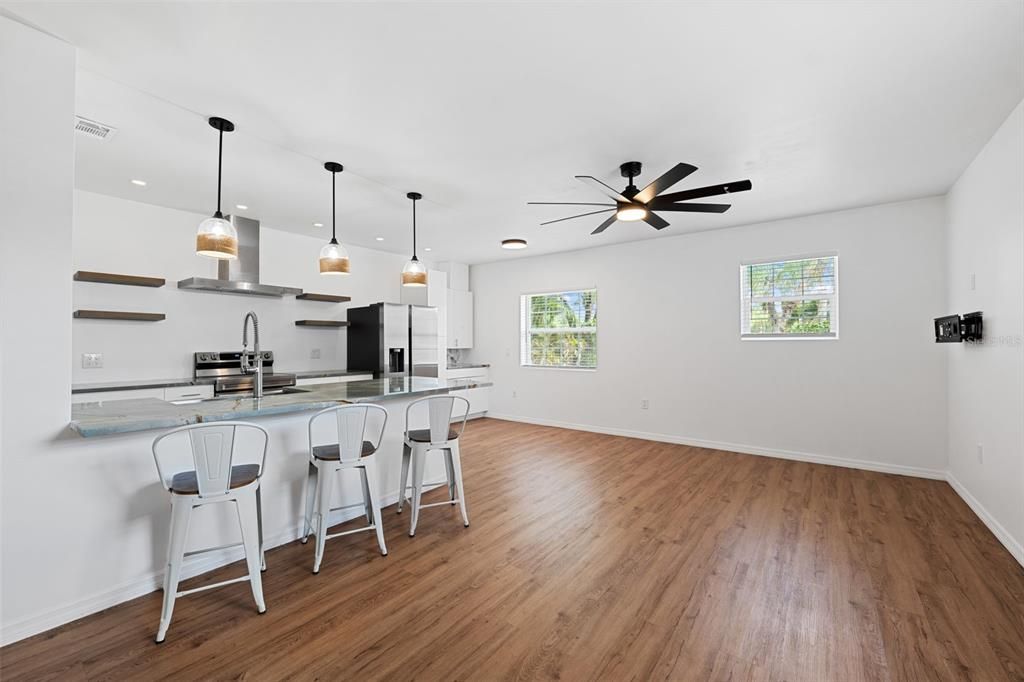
left=640, top=399, right=650, bottom=410
left=81, top=353, right=103, bottom=369
left=310, top=348, right=321, bottom=360
left=512, top=390, right=517, bottom=399
left=970, top=273, right=976, bottom=291
left=977, top=444, right=984, bottom=464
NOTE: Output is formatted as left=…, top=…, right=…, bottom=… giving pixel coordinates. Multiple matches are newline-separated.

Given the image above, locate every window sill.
left=740, top=334, right=839, bottom=341
left=520, top=365, right=597, bottom=372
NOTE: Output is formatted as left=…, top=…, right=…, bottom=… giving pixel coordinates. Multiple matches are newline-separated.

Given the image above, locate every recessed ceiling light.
left=424, top=247, right=432, bottom=252
left=235, top=204, right=248, bottom=210
left=313, top=222, right=324, bottom=228
left=501, top=238, right=528, bottom=250
left=131, top=179, right=147, bottom=186
left=375, top=237, right=384, bottom=241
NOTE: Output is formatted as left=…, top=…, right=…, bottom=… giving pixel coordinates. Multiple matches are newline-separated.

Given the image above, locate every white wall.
left=0, top=14, right=76, bottom=644
left=72, top=190, right=414, bottom=383
left=946, top=99, right=1024, bottom=563
left=469, top=197, right=949, bottom=476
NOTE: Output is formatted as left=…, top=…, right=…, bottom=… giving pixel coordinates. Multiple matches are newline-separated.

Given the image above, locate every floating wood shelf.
left=296, top=293, right=351, bottom=303
left=74, top=271, right=165, bottom=288
left=295, top=320, right=349, bottom=328
left=73, top=310, right=166, bottom=322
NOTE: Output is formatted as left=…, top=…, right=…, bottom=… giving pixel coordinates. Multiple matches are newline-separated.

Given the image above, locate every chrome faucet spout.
left=241, top=311, right=263, bottom=399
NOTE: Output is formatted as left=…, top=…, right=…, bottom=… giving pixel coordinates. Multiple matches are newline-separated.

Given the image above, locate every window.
left=740, top=255, right=838, bottom=338
left=520, top=289, right=597, bottom=368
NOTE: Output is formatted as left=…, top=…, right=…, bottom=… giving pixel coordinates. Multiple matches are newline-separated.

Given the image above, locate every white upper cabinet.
left=447, top=289, right=473, bottom=348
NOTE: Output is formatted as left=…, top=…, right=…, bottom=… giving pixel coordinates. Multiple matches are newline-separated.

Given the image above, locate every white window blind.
left=740, top=255, right=838, bottom=338
left=520, top=289, right=597, bottom=368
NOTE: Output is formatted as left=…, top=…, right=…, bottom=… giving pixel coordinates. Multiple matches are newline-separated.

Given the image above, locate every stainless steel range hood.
left=178, top=215, right=302, bottom=297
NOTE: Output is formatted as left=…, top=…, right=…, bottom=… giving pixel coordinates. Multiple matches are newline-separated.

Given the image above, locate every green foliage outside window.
left=743, top=257, right=836, bottom=336
left=522, top=290, right=597, bottom=368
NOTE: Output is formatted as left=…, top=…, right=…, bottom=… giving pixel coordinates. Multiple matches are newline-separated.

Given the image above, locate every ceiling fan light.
left=616, top=204, right=648, bottom=222
left=196, top=215, right=238, bottom=259
left=401, top=257, right=427, bottom=287
left=319, top=239, right=350, bottom=275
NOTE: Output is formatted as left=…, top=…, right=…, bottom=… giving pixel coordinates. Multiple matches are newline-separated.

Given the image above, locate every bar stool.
left=151, top=422, right=269, bottom=644
left=397, top=395, right=470, bottom=536
left=301, top=404, right=388, bottom=573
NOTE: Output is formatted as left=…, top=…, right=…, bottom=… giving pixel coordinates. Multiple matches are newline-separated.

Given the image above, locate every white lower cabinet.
left=296, top=374, right=372, bottom=387
left=447, top=367, right=490, bottom=417
left=162, top=385, right=214, bottom=402
left=71, top=386, right=190, bottom=404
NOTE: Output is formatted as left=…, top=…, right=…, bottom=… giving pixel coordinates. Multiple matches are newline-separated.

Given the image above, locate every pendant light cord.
left=411, top=196, right=418, bottom=260
left=331, top=169, right=337, bottom=243
left=216, top=127, right=224, bottom=217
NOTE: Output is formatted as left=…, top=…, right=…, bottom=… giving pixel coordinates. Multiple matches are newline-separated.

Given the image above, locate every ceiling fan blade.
left=634, top=163, right=698, bottom=204
left=643, top=212, right=670, bottom=230
left=541, top=208, right=615, bottom=226
left=655, top=203, right=731, bottom=213
left=575, top=175, right=629, bottom=203
left=591, top=214, right=618, bottom=234
left=527, top=202, right=616, bottom=206
left=651, top=179, right=752, bottom=206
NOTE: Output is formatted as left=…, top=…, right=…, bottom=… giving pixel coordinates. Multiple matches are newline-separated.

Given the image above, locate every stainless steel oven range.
left=193, top=351, right=297, bottom=396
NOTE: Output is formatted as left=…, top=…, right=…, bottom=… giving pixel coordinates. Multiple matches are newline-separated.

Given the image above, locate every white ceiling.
left=7, top=1, right=1023, bottom=264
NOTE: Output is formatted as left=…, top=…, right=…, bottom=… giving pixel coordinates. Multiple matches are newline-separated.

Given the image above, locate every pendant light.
left=401, top=192, right=427, bottom=287
left=319, top=162, right=350, bottom=275
left=195, top=116, right=238, bottom=259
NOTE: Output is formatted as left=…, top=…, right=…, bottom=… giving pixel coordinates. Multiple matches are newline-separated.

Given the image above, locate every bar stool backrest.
left=406, top=395, right=470, bottom=446
left=309, top=404, right=388, bottom=463
left=153, top=422, right=269, bottom=499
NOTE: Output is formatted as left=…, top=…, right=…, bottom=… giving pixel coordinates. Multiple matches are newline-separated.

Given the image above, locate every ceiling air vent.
left=74, top=116, right=117, bottom=141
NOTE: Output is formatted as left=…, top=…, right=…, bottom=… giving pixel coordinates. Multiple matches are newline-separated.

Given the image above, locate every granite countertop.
left=69, top=376, right=493, bottom=438
left=72, top=377, right=210, bottom=393
left=290, top=369, right=374, bottom=379
left=72, top=369, right=373, bottom=394
left=447, top=363, right=490, bottom=370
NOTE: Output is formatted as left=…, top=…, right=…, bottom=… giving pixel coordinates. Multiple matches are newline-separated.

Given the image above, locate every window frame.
left=738, top=252, right=839, bottom=341
left=519, top=288, right=598, bottom=371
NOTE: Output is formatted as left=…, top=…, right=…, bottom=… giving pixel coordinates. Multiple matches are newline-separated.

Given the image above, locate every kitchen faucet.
left=240, top=311, right=263, bottom=399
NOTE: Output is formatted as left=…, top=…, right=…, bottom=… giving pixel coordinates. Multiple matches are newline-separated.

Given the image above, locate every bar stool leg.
left=397, top=443, right=411, bottom=513
left=449, top=441, right=470, bottom=528
left=236, top=488, right=267, bottom=613
left=255, top=486, right=266, bottom=571
left=156, top=495, right=193, bottom=643
left=363, top=458, right=388, bottom=556
left=409, top=445, right=426, bottom=537
left=360, top=468, right=372, bottom=523
left=301, top=461, right=318, bottom=544
left=444, top=449, right=456, bottom=504
left=313, top=467, right=336, bottom=574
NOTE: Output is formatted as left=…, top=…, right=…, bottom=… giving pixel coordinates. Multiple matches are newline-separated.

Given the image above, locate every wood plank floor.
left=3, top=418, right=1023, bottom=681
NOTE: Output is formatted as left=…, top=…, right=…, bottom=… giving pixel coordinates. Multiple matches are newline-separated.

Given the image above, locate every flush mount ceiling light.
left=501, top=238, right=528, bottom=250
left=401, top=192, right=427, bottom=287
left=195, top=116, right=238, bottom=259
left=131, top=179, right=147, bottom=186
left=319, top=162, right=350, bottom=276
left=375, top=236, right=384, bottom=241
left=313, top=222, right=323, bottom=227
left=235, top=204, right=248, bottom=210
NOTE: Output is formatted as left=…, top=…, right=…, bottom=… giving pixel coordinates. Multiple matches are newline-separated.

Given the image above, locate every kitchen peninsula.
left=57, top=375, right=490, bottom=621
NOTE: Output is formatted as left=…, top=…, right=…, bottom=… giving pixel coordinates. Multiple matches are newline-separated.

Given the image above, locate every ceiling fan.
left=528, top=161, right=752, bottom=234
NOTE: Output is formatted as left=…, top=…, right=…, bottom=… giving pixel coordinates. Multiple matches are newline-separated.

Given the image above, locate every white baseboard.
left=486, top=413, right=947, bottom=480
left=946, top=473, right=1024, bottom=568
left=0, top=484, right=442, bottom=647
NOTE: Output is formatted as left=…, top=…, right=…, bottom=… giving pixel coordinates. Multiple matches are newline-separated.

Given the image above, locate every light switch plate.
left=82, top=353, right=103, bottom=369
left=310, top=348, right=321, bottom=360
